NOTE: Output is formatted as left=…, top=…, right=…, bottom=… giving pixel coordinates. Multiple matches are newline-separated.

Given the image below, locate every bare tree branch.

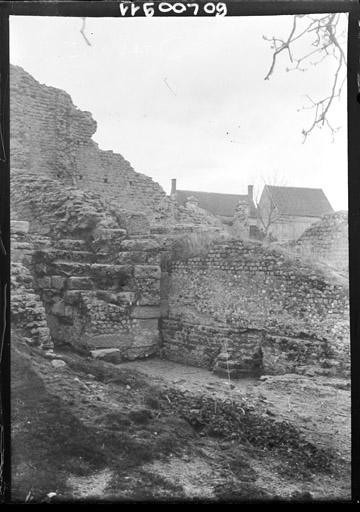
left=80, top=17, right=92, bottom=47
left=264, top=13, right=347, bottom=142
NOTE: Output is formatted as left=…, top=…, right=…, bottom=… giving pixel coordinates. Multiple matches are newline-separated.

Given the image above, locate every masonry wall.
left=291, top=211, right=348, bottom=272
left=10, top=64, right=171, bottom=223
left=11, top=172, right=164, bottom=360
left=161, top=239, right=349, bottom=376
left=11, top=221, right=53, bottom=349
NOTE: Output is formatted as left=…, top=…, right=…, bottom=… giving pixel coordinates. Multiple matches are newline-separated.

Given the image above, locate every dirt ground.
left=120, top=358, right=351, bottom=462
left=11, top=339, right=351, bottom=503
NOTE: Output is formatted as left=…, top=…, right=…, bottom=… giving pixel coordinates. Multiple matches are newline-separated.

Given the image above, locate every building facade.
left=257, top=185, right=334, bottom=242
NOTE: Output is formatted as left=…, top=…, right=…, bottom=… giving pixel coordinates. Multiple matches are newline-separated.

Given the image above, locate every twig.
left=80, top=18, right=92, bottom=47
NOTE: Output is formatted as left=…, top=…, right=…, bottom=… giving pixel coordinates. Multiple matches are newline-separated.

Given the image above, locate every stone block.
left=37, top=276, right=51, bottom=288
left=134, top=265, right=161, bottom=280
left=125, top=343, right=158, bottom=360
left=91, top=228, right=127, bottom=252
left=121, top=239, right=160, bottom=252
left=51, top=359, right=67, bottom=369
left=118, top=211, right=150, bottom=236
left=67, top=277, right=93, bottom=290
left=90, top=264, right=132, bottom=282
left=11, top=220, right=29, bottom=234
left=91, top=348, right=122, bottom=364
left=130, top=306, right=161, bottom=319
left=51, top=275, right=66, bottom=289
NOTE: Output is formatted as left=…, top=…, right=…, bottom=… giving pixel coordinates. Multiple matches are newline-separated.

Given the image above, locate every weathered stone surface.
left=51, top=359, right=67, bottom=369
left=91, top=348, right=122, bottom=364
left=50, top=301, right=73, bottom=319
left=130, top=306, right=161, bottom=319
left=11, top=260, right=53, bottom=349
left=64, top=290, right=82, bottom=304
left=291, top=211, right=348, bottom=273
left=134, top=265, right=161, bottom=280
left=90, top=263, right=132, bottom=280
left=91, top=228, right=127, bottom=253
left=67, top=277, right=93, bottom=290
left=162, top=238, right=349, bottom=376
left=121, top=238, right=160, bottom=252
left=138, top=293, right=161, bottom=306
left=11, top=220, right=29, bottom=234
left=37, top=276, right=51, bottom=288
left=116, top=211, right=150, bottom=236
left=125, top=344, right=158, bottom=360
left=51, top=276, right=66, bottom=290
left=116, top=292, right=136, bottom=305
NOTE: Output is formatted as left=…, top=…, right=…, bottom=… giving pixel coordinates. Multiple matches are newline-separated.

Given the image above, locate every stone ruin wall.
left=10, top=172, right=166, bottom=362
left=161, top=239, right=350, bottom=377
left=290, top=211, right=348, bottom=273
left=10, top=64, right=171, bottom=225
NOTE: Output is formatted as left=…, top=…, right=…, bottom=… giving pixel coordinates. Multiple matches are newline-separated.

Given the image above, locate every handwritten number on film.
left=119, top=2, right=228, bottom=17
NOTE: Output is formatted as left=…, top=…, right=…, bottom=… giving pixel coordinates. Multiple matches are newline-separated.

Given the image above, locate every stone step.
left=51, top=260, right=132, bottom=280
left=55, top=239, right=88, bottom=251
left=51, top=260, right=91, bottom=276
left=44, top=249, right=96, bottom=263
left=91, top=348, right=122, bottom=364
left=120, top=238, right=160, bottom=252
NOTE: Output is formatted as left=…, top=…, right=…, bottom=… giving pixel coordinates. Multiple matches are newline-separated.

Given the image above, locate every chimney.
left=248, top=185, right=254, bottom=201
left=171, top=178, right=177, bottom=195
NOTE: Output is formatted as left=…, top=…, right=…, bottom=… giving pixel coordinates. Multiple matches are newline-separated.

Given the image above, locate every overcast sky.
left=10, top=14, right=348, bottom=210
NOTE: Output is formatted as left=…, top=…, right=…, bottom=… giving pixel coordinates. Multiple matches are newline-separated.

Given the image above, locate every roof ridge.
left=177, top=189, right=248, bottom=197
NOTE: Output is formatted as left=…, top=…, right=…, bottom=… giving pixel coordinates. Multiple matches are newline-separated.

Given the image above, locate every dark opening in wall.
left=104, top=177, right=108, bottom=183
left=78, top=175, right=83, bottom=180
left=129, top=181, right=133, bottom=186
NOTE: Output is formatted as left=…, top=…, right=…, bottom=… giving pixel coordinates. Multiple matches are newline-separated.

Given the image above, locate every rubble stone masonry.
left=10, top=65, right=169, bottom=223
left=161, top=239, right=349, bottom=376
left=291, top=211, right=348, bottom=273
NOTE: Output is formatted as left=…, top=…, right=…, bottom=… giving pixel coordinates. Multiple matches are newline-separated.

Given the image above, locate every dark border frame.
left=0, top=0, right=358, bottom=504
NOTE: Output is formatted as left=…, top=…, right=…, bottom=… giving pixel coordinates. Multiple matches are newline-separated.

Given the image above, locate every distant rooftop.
left=264, top=185, right=334, bottom=218
left=176, top=186, right=256, bottom=217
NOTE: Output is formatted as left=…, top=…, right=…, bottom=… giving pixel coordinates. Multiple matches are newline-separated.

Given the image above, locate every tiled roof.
left=264, top=185, right=334, bottom=218
left=175, top=190, right=257, bottom=217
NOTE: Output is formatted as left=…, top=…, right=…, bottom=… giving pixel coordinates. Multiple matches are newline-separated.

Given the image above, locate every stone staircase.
left=31, top=231, right=163, bottom=362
